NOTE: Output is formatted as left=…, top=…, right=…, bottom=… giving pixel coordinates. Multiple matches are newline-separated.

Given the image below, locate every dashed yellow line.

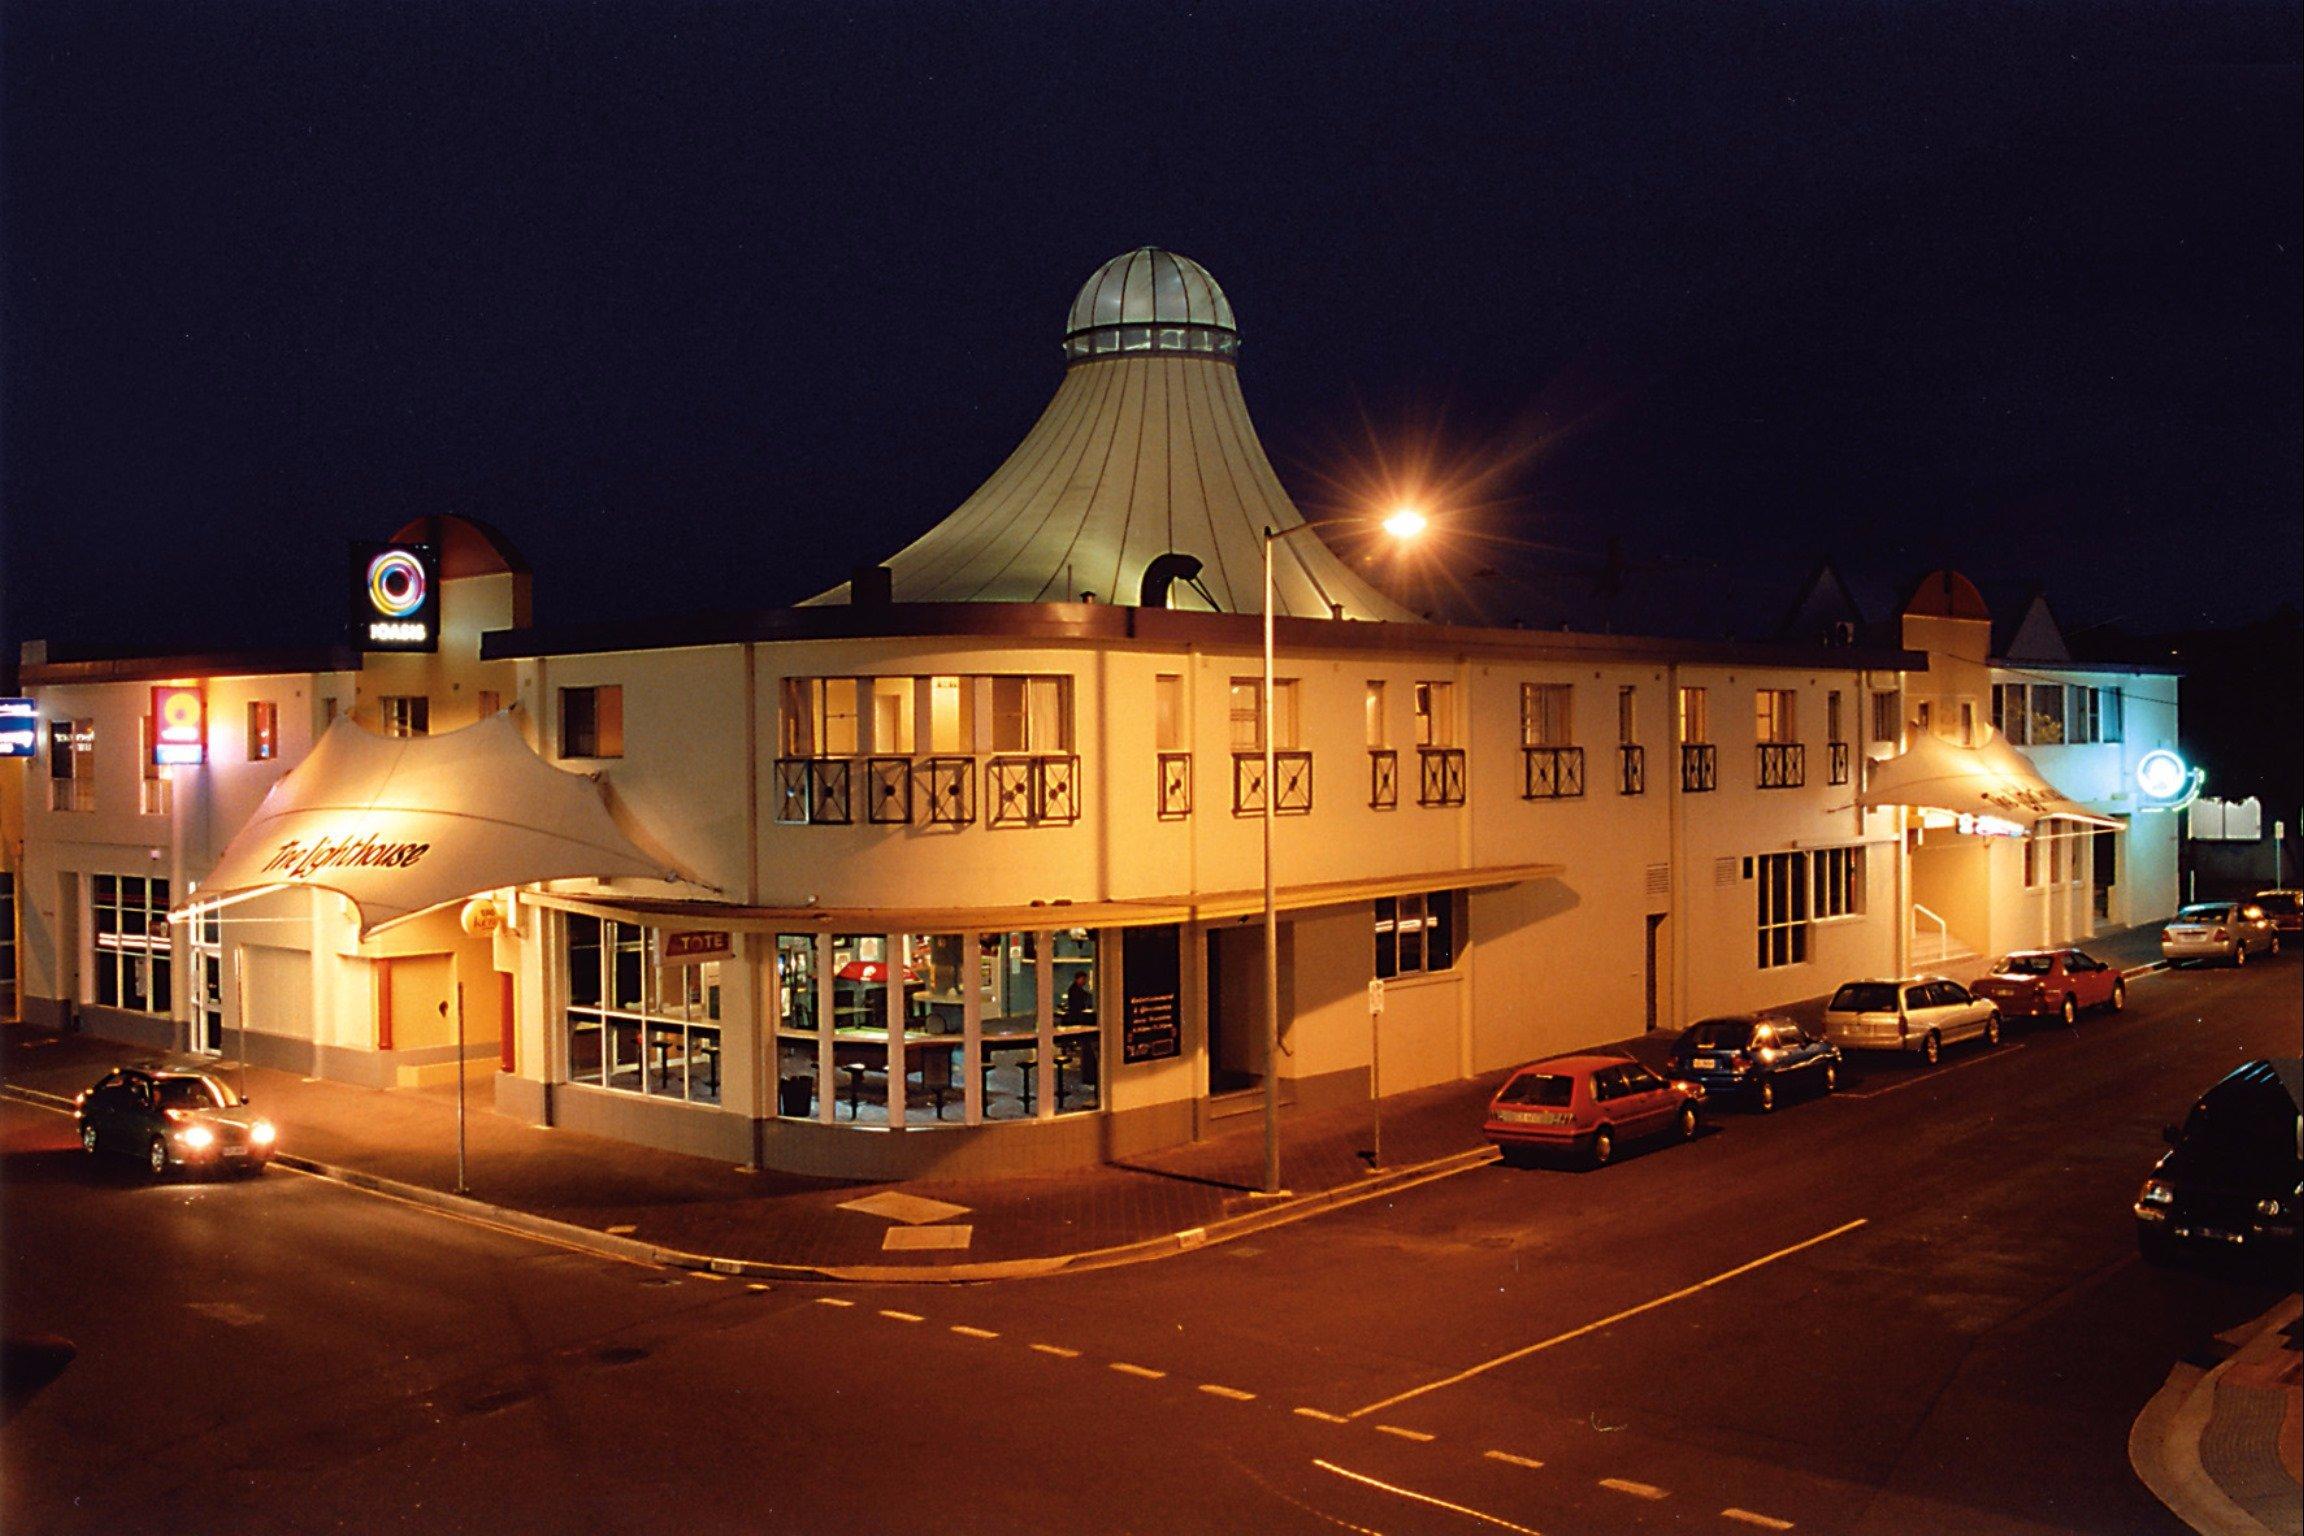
left=1722, top=1510, right=1794, bottom=1531
left=1198, top=1383, right=1256, bottom=1401
left=1031, top=1343, right=1081, bottom=1358
left=814, top=1296, right=855, bottom=1308
left=950, top=1325, right=999, bottom=1340
left=1110, top=1362, right=1167, bottom=1380
left=878, top=1309, right=924, bottom=1323
left=1484, top=1450, right=1544, bottom=1469
left=1599, top=1477, right=1666, bottom=1500
left=1295, top=1407, right=1349, bottom=1423
left=1376, top=1424, right=1435, bottom=1443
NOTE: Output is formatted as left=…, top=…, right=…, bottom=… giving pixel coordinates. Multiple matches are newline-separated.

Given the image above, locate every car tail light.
left=2212, top=928, right=2229, bottom=942
left=1730, top=1052, right=1752, bottom=1070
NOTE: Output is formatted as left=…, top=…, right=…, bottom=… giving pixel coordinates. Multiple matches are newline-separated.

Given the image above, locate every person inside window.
left=1061, top=973, right=1094, bottom=1025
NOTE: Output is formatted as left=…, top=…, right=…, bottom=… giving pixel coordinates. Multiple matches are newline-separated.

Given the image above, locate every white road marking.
left=1199, top=1383, right=1256, bottom=1400
left=1031, top=1343, right=1081, bottom=1358
left=1484, top=1450, right=1545, bottom=1469
left=1599, top=1477, right=1666, bottom=1500
left=878, top=1309, right=924, bottom=1323
left=1351, top=1219, right=1870, bottom=1418
left=1313, top=1460, right=1544, bottom=1535
left=1295, top=1407, right=1349, bottom=1423
left=950, top=1325, right=999, bottom=1339
left=1839, top=1043, right=2026, bottom=1099
left=747, top=1283, right=771, bottom=1292
left=1110, top=1362, right=1167, bottom=1380
left=1376, top=1425, right=1435, bottom=1443
left=605, top=1224, right=637, bottom=1234
left=1722, top=1510, right=1795, bottom=1530
left=814, top=1296, right=855, bottom=1308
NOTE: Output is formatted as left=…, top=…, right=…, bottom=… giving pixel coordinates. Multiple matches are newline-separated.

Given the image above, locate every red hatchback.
left=1485, top=1054, right=1703, bottom=1169
left=1969, top=948, right=2126, bottom=1026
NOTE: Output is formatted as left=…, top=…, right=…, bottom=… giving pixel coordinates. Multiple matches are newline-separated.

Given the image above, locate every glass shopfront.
left=564, top=914, right=723, bottom=1105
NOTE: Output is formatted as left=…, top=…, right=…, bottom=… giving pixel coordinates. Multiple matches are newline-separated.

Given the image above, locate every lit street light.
left=1259, top=509, right=1426, bottom=1196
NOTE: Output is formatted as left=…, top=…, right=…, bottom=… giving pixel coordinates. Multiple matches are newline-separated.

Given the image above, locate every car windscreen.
left=2180, top=1086, right=2301, bottom=1166
left=2255, top=893, right=2301, bottom=915
left=1830, top=984, right=1899, bottom=1013
left=2175, top=903, right=2233, bottom=921
left=1494, top=1073, right=1574, bottom=1107
left=1996, top=954, right=2055, bottom=975
left=1683, top=1020, right=1754, bottom=1048
left=155, top=1078, right=228, bottom=1112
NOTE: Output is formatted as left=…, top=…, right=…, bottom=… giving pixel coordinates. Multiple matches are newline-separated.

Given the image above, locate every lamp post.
left=1258, top=508, right=1426, bottom=1196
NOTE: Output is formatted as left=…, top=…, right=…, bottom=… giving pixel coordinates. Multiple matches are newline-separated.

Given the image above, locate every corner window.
left=1228, top=679, right=1300, bottom=752
left=1155, top=674, right=1186, bottom=752
left=1365, top=681, right=1388, bottom=748
left=1754, top=689, right=1796, bottom=745
left=48, top=720, right=94, bottom=811
left=1414, top=681, right=1454, bottom=747
left=561, top=915, right=721, bottom=1105
left=1375, top=890, right=1458, bottom=978
left=1521, top=684, right=1574, bottom=748
left=871, top=678, right=914, bottom=755
left=1871, top=690, right=1901, bottom=746
left=248, top=701, right=279, bottom=761
left=559, top=685, right=624, bottom=759
left=1677, top=687, right=1709, bottom=744
left=782, top=678, right=859, bottom=757
left=926, top=676, right=974, bottom=754
left=1993, top=683, right=2028, bottom=745
left=1618, top=686, right=1638, bottom=745
left=2099, top=686, right=2123, bottom=743
left=990, top=676, right=1072, bottom=754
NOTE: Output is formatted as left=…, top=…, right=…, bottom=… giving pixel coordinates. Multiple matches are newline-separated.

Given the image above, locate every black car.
left=76, top=1067, right=278, bottom=1177
left=2134, top=1059, right=2301, bottom=1267
left=1668, top=1015, right=1841, bottom=1112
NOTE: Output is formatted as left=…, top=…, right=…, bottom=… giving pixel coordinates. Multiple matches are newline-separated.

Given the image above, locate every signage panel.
left=0, top=698, right=34, bottom=758
left=150, top=686, right=207, bottom=765
left=1120, top=924, right=1182, bottom=1064
left=661, top=930, right=733, bottom=966
left=350, top=540, right=439, bottom=652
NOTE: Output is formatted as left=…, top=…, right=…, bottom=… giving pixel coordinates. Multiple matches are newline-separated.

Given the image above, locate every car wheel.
left=2138, top=1227, right=2177, bottom=1267
left=147, top=1137, right=170, bottom=1177
left=2234, top=943, right=2247, bottom=968
left=1822, top=1060, right=1838, bottom=1093
left=1757, top=1079, right=1777, bottom=1113
left=2059, top=995, right=2077, bottom=1028
left=80, top=1123, right=99, bottom=1155
left=1921, top=1031, right=1941, bottom=1066
left=1676, top=1104, right=1699, bottom=1141
left=1984, top=1012, right=2002, bottom=1047
left=2111, top=980, right=2127, bottom=1012
left=1587, top=1126, right=1615, bottom=1169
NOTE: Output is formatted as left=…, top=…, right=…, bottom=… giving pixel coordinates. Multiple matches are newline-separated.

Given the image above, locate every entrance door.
left=189, top=910, right=223, bottom=1054
left=2091, top=828, right=2118, bottom=924
left=1644, top=914, right=1669, bottom=1032
left=1205, top=929, right=1263, bottom=1095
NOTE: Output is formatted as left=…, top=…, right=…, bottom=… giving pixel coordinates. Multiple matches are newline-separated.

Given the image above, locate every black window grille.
left=1521, top=745, right=1586, bottom=799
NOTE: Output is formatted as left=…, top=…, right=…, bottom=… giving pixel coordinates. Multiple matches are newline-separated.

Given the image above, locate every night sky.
left=3, top=1, right=2297, bottom=658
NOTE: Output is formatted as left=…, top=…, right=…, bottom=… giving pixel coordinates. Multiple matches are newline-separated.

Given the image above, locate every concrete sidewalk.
left=0, top=921, right=2177, bottom=1283
left=2133, top=1294, right=2304, bottom=1536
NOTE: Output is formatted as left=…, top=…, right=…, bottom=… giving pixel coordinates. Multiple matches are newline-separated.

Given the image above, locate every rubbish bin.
left=779, top=1075, right=814, bottom=1117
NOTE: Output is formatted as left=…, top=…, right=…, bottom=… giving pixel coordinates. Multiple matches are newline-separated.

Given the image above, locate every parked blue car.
left=1667, top=1015, right=1840, bottom=1112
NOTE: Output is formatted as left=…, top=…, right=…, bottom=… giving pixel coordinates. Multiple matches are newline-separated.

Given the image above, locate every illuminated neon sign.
left=2135, top=749, right=2204, bottom=812
left=0, top=698, right=34, bottom=759
left=349, top=541, right=439, bottom=652
left=150, top=686, right=207, bottom=765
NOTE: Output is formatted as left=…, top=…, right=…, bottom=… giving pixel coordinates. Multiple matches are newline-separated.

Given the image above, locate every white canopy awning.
left=175, top=715, right=690, bottom=935
left=1854, top=729, right=2122, bottom=831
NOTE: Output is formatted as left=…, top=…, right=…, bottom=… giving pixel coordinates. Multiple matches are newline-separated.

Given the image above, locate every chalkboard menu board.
left=1121, top=924, right=1182, bottom=1063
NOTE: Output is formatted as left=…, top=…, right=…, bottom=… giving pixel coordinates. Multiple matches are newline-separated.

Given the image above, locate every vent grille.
left=1645, top=863, right=1670, bottom=898
left=1715, top=857, right=1740, bottom=886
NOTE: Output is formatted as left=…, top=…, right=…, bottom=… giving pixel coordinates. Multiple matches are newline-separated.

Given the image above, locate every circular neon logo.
left=367, top=550, right=428, bottom=618
left=2136, top=750, right=2187, bottom=801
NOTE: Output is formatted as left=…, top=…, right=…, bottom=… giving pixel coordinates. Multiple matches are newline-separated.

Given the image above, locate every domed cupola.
left=1062, top=248, right=1240, bottom=364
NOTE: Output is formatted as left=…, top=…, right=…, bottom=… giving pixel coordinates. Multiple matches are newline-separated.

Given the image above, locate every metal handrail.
left=1911, top=902, right=1951, bottom=964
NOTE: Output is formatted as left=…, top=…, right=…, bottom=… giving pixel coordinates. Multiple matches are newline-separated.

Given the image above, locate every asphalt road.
left=4, top=954, right=2296, bottom=1535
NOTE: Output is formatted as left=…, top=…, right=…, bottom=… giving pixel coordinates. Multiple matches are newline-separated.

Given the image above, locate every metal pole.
left=454, top=981, right=469, bottom=1195
left=1367, top=980, right=1383, bottom=1171
left=1261, top=529, right=1282, bottom=1196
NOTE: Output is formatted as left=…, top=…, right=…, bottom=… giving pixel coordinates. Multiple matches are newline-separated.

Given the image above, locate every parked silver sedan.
left=1821, top=975, right=2002, bottom=1065
left=2160, top=901, right=2280, bottom=966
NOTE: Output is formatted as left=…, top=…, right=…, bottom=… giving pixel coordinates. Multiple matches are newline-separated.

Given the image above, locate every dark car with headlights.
left=2134, top=1058, right=2301, bottom=1268
left=1668, top=1015, right=1839, bottom=1112
left=76, top=1067, right=278, bottom=1177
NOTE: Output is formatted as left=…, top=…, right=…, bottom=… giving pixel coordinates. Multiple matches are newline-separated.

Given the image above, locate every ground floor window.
left=1755, top=853, right=1809, bottom=969
left=563, top=914, right=722, bottom=1105
left=1811, top=846, right=1865, bottom=919
left=1375, top=891, right=1458, bottom=978
left=92, top=874, right=172, bottom=1013
left=0, top=870, right=16, bottom=1020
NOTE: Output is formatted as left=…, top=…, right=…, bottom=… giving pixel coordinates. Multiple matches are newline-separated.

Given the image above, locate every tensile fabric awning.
left=176, top=714, right=686, bottom=935
left=1854, top=729, right=2122, bottom=831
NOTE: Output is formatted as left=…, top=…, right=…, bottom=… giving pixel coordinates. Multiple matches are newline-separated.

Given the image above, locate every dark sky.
left=4, top=1, right=2298, bottom=656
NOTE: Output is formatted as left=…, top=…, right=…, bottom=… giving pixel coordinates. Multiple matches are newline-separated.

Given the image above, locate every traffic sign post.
left=1366, top=978, right=1386, bottom=1171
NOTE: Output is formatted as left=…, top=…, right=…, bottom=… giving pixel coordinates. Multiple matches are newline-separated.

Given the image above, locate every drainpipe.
left=1665, top=662, right=1685, bottom=1032
left=743, top=642, right=764, bottom=1170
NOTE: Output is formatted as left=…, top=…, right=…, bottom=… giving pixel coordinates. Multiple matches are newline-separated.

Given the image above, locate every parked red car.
left=1969, top=948, right=2126, bottom=1026
left=1485, top=1054, right=1702, bottom=1169
left=2254, top=890, right=2303, bottom=937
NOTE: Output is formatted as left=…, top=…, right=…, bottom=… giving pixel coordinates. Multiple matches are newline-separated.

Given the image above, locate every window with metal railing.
left=775, top=757, right=854, bottom=825
left=1233, top=751, right=1312, bottom=815
left=917, top=757, right=975, bottom=825
left=1157, top=752, right=1192, bottom=819
left=988, top=755, right=1080, bottom=827
left=1522, top=745, right=1585, bottom=799
left=1827, top=740, right=1850, bottom=786
left=1418, top=747, right=1466, bottom=806
left=1756, top=741, right=1806, bottom=789
left=1369, top=749, right=1398, bottom=809
left=1680, top=742, right=1717, bottom=792
left=1619, top=743, right=1646, bottom=795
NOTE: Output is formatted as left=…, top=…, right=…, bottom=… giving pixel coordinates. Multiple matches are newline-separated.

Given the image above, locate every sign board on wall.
left=1120, top=924, right=1182, bottom=1064
left=661, top=930, right=733, bottom=967
left=0, top=699, right=35, bottom=758
left=350, top=541, right=440, bottom=653
left=150, top=686, right=207, bottom=765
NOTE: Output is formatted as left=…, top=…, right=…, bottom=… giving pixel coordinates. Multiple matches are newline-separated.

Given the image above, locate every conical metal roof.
left=812, top=250, right=1415, bottom=620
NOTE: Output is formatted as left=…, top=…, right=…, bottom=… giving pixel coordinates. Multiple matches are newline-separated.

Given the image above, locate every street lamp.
left=1258, top=509, right=1425, bottom=1196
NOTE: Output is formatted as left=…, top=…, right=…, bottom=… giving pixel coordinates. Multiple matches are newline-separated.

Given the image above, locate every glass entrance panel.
left=831, top=934, right=889, bottom=1124
left=902, top=934, right=966, bottom=1125
left=980, top=932, right=1039, bottom=1121
left=1052, top=930, right=1101, bottom=1114
left=775, top=933, right=820, bottom=1119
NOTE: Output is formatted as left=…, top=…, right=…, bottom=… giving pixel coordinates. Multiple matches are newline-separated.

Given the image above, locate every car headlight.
left=2138, top=1179, right=2174, bottom=1206
left=249, top=1120, right=276, bottom=1146
left=178, top=1124, right=216, bottom=1150
left=2257, top=1198, right=2286, bottom=1220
